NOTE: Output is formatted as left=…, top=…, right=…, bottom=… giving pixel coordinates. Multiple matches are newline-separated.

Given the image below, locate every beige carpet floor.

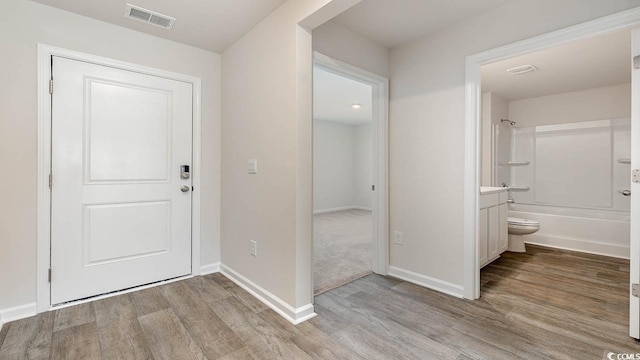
left=313, top=209, right=372, bottom=294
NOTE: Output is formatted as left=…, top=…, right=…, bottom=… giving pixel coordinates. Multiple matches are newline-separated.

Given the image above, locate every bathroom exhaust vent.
left=124, top=4, right=175, bottom=29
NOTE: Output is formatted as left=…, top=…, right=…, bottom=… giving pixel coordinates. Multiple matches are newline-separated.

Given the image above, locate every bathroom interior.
left=478, top=29, right=632, bottom=292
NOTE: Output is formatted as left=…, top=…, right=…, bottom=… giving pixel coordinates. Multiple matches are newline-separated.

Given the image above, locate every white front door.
left=631, top=28, right=640, bottom=339
left=50, top=56, right=193, bottom=304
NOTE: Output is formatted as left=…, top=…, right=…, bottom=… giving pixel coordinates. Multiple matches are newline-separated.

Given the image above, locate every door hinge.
left=635, top=55, right=640, bottom=70
left=633, top=283, right=639, bottom=298
left=633, top=169, right=640, bottom=184
left=49, top=174, right=52, bottom=189
left=48, top=268, right=52, bottom=283
left=49, top=79, right=53, bottom=95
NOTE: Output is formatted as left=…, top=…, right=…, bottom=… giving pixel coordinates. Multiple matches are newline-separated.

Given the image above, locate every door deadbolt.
left=181, top=165, right=190, bottom=179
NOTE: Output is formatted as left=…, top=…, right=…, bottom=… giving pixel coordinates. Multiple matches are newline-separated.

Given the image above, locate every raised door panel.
left=499, top=204, right=508, bottom=253
left=488, top=206, right=500, bottom=260
left=479, top=208, right=488, bottom=267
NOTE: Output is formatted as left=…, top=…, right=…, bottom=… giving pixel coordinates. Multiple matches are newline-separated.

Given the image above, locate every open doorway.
left=312, top=53, right=389, bottom=296
left=313, top=66, right=373, bottom=294
left=464, top=16, right=640, bottom=339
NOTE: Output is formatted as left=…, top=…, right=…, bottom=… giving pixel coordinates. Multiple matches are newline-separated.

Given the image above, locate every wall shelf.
left=508, top=161, right=530, bottom=166
left=508, top=186, right=531, bottom=191
left=618, top=158, right=631, bottom=164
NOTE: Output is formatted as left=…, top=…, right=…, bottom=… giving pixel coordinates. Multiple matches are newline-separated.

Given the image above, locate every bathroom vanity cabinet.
left=479, top=187, right=508, bottom=268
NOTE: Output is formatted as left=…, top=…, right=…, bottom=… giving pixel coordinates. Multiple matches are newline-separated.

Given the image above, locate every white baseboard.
left=200, top=262, right=221, bottom=275
left=525, top=234, right=629, bottom=259
left=0, top=302, right=37, bottom=329
left=220, top=264, right=316, bottom=324
left=314, top=205, right=372, bottom=214
left=388, top=266, right=464, bottom=298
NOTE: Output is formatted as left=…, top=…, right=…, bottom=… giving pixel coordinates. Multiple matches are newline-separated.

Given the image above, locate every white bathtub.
left=508, top=203, right=629, bottom=259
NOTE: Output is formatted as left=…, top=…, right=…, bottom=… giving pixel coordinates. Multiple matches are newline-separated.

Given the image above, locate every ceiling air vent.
left=124, top=4, right=175, bottom=29
left=506, top=64, right=538, bottom=75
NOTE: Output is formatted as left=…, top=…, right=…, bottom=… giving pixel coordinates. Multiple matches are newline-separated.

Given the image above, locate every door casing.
left=36, top=44, right=203, bottom=313
left=312, top=52, right=390, bottom=284
left=462, top=8, right=640, bottom=338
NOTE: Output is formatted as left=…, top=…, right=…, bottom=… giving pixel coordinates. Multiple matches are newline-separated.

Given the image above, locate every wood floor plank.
left=0, top=311, right=54, bottom=360
left=94, top=294, right=137, bottom=324
left=340, top=290, right=517, bottom=360
left=0, top=322, right=9, bottom=349
left=138, top=308, right=207, bottom=360
left=160, top=281, right=244, bottom=359
left=258, top=307, right=367, bottom=360
left=52, top=302, right=95, bottom=332
left=49, top=321, right=100, bottom=360
left=185, top=275, right=232, bottom=303
left=211, top=274, right=269, bottom=313
left=97, top=318, right=152, bottom=360
left=218, top=347, right=261, bottom=360
left=0, top=246, right=635, bottom=360
left=129, top=287, right=171, bottom=317
left=94, top=296, right=152, bottom=360
left=211, top=297, right=311, bottom=360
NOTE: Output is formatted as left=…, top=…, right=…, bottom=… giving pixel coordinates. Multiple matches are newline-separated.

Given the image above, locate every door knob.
left=181, top=186, right=190, bottom=193
left=620, top=189, right=631, bottom=196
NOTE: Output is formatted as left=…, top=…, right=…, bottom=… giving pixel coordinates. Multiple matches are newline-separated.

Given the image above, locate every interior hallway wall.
left=313, top=121, right=372, bottom=212
left=313, top=21, right=389, bottom=77
left=313, top=121, right=357, bottom=211
left=221, top=0, right=358, bottom=313
left=388, top=0, right=640, bottom=294
left=0, top=0, right=221, bottom=315
left=354, top=124, right=373, bottom=208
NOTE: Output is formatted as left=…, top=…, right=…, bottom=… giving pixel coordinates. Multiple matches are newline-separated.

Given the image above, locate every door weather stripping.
left=633, top=283, right=639, bottom=298
left=49, top=79, right=53, bottom=94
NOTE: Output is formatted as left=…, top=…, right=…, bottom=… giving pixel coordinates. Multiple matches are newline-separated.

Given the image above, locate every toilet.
left=507, top=217, right=540, bottom=252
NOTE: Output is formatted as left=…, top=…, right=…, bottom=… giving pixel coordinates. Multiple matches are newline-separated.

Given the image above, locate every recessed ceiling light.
left=352, top=104, right=361, bottom=109
left=506, top=64, right=538, bottom=75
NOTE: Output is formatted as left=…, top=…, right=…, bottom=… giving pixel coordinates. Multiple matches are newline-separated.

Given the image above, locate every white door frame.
left=36, top=44, right=202, bottom=313
left=463, top=7, right=640, bottom=336
left=312, top=52, right=390, bottom=277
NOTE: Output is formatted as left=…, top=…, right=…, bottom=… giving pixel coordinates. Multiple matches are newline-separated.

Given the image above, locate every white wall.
left=313, top=121, right=357, bottom=210
left=313, top=21, right=389, bottom=77
left=354, top=124, right=373, bottom=208
left=388, top=0, right=640, bottom=292
left=0, top=0, right=221, bottom=314
left=509, top=83, right=631, bottom=127
left=313, top=121, right=371, bottom=212
left=221, top=0, right=354, bottom=313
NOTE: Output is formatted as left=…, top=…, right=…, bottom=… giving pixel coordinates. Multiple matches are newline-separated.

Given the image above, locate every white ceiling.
left=482, top=30, right=631, bottom=101
left=314, top=67, right=372, bottom=126
left=29, top=0, right=286, bottom=53
left=332, top=0, right=513, bottom=49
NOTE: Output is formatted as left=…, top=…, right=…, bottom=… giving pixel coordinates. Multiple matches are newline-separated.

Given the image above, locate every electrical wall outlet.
left=250, top=240, right=257, bottom=256
left=393, top=231, right=404, bottom=245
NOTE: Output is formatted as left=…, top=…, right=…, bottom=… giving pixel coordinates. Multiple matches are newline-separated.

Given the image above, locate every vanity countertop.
left=480, top=186, right=508, bottom=195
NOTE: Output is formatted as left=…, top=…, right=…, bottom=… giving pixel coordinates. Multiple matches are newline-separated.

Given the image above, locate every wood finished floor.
left=1, top=245, right=639, bottom=359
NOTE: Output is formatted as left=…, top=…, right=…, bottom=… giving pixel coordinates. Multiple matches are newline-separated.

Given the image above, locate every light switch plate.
left=248, top=159, right=258, bottom=174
